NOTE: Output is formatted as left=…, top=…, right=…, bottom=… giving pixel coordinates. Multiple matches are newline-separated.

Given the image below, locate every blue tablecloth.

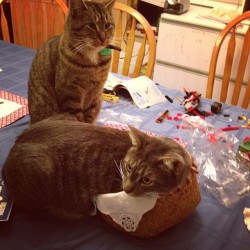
left=0, top=40, right=250, bottom=250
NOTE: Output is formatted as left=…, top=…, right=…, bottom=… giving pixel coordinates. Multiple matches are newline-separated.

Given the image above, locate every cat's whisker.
left=70, top=37, right=85, bottom=42
left=79, top=44, right=88, bottom=54
left=71, top=43, right=82, bottom=56
left=106, top=175, right=113, bottom=190
left=113, top=178, right=123, bottom=190
left=74, top=43, right=88, bottom=55
left=74, top=40, right=86, bottom=47
left=71, top=39, right=89, bottom=56
left=144, top=192, right=159, bottom=198
left=114, top=177, right=122, bottom=185
left=74, top=44, right=88, bottom=53
left=113, top=158, right=124, bottom=179
left=158, top=193, right=173, bottom=197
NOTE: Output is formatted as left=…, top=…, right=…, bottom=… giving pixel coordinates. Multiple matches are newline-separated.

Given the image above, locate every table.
left=0, top=40, right=250, bottom=250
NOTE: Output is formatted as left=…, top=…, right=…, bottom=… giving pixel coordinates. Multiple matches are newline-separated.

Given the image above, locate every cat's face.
left=121, top=127, right=192, bottom=197
left=66, top=0, right=115, bottom=51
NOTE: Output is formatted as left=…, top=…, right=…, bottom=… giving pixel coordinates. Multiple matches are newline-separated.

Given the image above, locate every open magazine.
left=104, top=73, right=165, bottom=108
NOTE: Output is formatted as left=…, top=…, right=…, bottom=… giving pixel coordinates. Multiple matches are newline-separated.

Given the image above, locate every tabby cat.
left=28, top=0, right=115, bottom=124
left=2, top=118, right=192, bottom=220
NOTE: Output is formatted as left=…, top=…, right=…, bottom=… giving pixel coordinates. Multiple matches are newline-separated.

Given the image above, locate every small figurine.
left=176, top=88, right=212, bottom=117
left=182, top=88, right=202, bottom=114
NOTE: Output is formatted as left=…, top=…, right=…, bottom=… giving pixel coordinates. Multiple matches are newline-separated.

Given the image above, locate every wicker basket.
left=100, top=162, right=201, bottom=238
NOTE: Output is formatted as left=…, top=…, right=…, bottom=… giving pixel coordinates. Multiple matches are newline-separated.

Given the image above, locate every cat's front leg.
left=56, top=86, right=85, bottom=122
left=83, top=109, right=99, bottom=124
left=74, top=112, right=85, bottom=122
left=64, top=107, right=85, bottom=122
left=83, top=98, right=102, bottom=124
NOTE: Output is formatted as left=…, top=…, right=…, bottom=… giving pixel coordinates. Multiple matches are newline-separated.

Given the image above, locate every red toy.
left=182, top=88, right=201, bottom=115
left=177, top=88, right=212, bottom=118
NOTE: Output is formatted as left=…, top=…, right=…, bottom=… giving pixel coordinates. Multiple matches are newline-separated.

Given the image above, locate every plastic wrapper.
left=98, top=107, right=142, bottom=128
left=178, top=115, right=250, bottom=207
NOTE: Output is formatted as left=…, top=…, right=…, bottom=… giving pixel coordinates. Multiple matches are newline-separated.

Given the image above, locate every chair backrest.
left=206, top=11, right=250, bottom=109
left=9, top=0, right=68, bottom=49
left=112, top=2, right=156, bottom=78
left=6, top=1, right=156, bottom=78
left=0, top=0, right=10, bottom=42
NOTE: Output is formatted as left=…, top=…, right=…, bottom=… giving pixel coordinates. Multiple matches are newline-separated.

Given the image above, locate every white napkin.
left=95, top=191, right=158, bottom=232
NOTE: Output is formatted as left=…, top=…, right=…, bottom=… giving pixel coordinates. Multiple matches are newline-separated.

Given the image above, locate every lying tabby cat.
left=2, top=118, right=192, bottom=220
left=28, top=0, right=115, bottom=124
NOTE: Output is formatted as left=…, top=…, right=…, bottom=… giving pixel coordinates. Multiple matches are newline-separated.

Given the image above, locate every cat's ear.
left=128, top=126, right=144, bottom=148
left=70, top=0, right=81, bottom=8
left=69, top=0, right=84, bottom=17
left=70, top=0, right=88, bottom=11
left=104, top=0, right=116, bottom=10
left=161, top=153, right=185, bottom=175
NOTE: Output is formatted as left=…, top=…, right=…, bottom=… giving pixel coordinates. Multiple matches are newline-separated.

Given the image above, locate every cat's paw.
left=84, top=116, right=96, bottom=124
left=74, top=112, right=84, bottom=122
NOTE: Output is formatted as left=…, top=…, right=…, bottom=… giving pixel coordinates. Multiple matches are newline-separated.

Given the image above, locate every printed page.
left=104, top=73, right=125, bottom=89
left=104, top=73, right=165, bottom=109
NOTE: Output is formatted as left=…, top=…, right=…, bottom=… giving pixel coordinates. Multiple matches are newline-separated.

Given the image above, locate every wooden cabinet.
left=153, top=5, right=250, bottom=107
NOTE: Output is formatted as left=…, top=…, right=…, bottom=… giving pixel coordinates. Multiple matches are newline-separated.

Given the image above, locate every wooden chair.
left=206, top=11, right=250, bottom=109
left=112, top=2, right=156, bottom=78
left=5, top=1, right=156, bottom=77
left=0, top=0, right=10, bottom=42
left=8, top=0, right=68, bottom=49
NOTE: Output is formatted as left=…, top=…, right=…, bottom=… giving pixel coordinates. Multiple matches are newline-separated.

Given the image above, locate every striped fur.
left=2, top=118, right=192, bottom=220
left=28, top=0, right=115, bottom=124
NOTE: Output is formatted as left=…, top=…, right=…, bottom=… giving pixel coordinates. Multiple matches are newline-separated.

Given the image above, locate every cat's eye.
left=86, top=22, right=96, bottom=30
left=142, top=176, right=152, bottom=185
left=105, top=23, right=113, bottom=30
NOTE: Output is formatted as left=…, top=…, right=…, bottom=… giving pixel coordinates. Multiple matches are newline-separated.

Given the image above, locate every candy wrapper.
left=178, top=115, right=250, bottom=207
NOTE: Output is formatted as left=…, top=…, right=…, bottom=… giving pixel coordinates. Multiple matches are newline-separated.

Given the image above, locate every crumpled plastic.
left=178, top=115, right=250, bottom=207
left=98, top=108, right=142, bottom=128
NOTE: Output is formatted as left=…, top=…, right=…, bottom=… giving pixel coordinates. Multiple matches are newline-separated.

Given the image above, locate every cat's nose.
left=101, top=38, right=109, bottom=46
left=123, top=182, right=135, bottom=194
left=98, top=34, right=108, bottom=45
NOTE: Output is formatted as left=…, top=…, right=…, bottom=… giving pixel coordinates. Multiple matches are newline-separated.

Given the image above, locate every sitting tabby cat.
left=28, top=0, right=115, bottom=124
left=2, top=118, right=192, bottom=220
